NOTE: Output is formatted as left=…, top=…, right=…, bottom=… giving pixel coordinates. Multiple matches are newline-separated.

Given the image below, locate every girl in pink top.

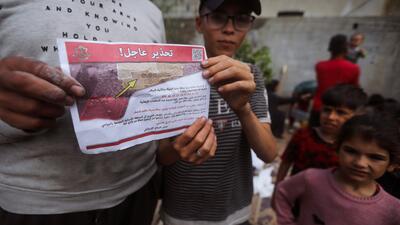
left=273, top=113, right=400, bottom=225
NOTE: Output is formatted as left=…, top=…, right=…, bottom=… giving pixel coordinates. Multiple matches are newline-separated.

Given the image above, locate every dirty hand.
left=0, top=56, right=85, bottom=131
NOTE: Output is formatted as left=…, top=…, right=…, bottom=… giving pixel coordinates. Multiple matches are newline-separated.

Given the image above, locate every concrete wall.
left=260, top=0, right=388, bottom=17
left=163, top=17, right=400, bottom=100
left=251, top=17, right=400, bottom=99
left=151, top=0, right=390, bottom=18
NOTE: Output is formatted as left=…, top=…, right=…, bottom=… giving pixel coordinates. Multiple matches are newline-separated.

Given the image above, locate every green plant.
left=235, top=39, right=272, bottom=82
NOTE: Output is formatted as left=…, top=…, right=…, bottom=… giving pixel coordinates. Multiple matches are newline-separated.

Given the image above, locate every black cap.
left=200, top=0, right=262, bottom=15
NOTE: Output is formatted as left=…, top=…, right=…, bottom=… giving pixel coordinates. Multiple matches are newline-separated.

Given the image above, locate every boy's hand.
left=0, top=56, right=85, bottom=131
left=172, top=117, right=217, bottom=164
left=202, top=55, right=256, bottom=116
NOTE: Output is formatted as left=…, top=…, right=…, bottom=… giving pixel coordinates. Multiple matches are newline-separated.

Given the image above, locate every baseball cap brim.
left=201, top=0, right=261, bottom=15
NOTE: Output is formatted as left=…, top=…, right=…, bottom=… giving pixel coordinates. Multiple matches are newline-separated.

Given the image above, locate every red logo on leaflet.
left=73, top=45, right=90, bottom=60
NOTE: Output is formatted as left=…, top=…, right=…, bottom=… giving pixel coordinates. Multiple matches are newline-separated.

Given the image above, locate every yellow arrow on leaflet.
left=115, top=79, right=137, bottom=98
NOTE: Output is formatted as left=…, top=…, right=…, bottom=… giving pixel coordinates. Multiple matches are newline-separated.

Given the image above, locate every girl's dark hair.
left=337, top=112, right=400, bottom=164
left=322, top=84, right=367, bottom=111
left=328, top=34, right=348, bottom=56
left=367, top=94, right=384, bottom=107
left=379, top=99, right=400, bottom=120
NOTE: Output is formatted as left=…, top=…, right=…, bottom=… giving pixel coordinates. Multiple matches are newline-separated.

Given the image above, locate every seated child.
left=273, top=112, right=400, bottom=225
left=276, top=84, right=367, bottom=183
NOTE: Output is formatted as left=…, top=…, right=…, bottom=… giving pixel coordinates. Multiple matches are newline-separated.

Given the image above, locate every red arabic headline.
left=65, top=42, right=206, bottom=63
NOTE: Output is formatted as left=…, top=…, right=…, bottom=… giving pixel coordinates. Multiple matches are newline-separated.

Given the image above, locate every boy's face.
left=196, top=1, right=252, bottom=57
left=337, top=136, right=390, bottom=186
left=319, top=105, right=354, bottom=136
left=350, top=34, right=364, bottom=48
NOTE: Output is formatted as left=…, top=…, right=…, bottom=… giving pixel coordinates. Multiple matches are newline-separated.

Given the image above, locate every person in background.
left=346, top=32, right=366, bottom=64
left=0, top=1, right=215, bottom=225
left=158, top=0, right=277, bottom=224
left=365, top=93, right=385, bottom=112
left=274, top=85, right=367, bottom=218
left=274, top=112, right=400, bottom=225
left=309, top=34, right=360, bottom=127
left=372, top=98, right=400, bottom=199
left=287, top=80, right=316, bottom=131
left=276, top=84, right=367, bottom=184
left=266, top=79, right=294, bottom=138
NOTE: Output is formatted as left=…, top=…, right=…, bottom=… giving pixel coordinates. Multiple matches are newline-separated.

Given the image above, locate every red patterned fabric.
left=282, top=127, right=338, bottom=175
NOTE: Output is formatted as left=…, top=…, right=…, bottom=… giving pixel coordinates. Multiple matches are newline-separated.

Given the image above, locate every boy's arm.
left=202, top=56, right=276, bottom=162
left=237, top=111, right=276, bottom=162
left=237, top=64, right=276, bottom=162
left=273, top=170, right=308, bottom=225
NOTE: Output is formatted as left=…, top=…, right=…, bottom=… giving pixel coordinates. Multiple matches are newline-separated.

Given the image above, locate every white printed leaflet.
left=58, top=39, right=209, bottom=154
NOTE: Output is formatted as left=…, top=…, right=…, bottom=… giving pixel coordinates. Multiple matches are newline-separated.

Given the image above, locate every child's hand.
left=171, top=117, right=217, bottom=165
left=202, top=55, right=256, bottom=117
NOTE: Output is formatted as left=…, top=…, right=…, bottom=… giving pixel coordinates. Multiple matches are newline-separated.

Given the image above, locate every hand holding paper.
left=172, top=117, right=217, bottom=164
left=0, top=56, right=85, bottom=131
left=202, top=55, right=255, bottom=116
left=158, top=117, right=217, bottom=165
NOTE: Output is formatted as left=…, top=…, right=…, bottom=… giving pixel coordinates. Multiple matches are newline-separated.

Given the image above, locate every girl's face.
left=337, top=136, right=391, bottom=186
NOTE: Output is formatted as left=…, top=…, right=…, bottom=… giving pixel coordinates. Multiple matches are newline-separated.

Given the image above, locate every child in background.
left=309, top=34, right=360, bottom=127
left=266, top=79, right=294, bottom=138
left=276, top=84, right=367, bottom=183
left=374, top=99, right=400, bottom=199
left=274, top=113, right=400, bottom=225
left=346, top=32, right=366, bottom=64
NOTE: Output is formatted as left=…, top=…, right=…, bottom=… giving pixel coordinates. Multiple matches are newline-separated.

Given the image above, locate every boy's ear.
left=387, top=164, right=400, bottom=173
left=195, top=16, right=203, bottom=33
